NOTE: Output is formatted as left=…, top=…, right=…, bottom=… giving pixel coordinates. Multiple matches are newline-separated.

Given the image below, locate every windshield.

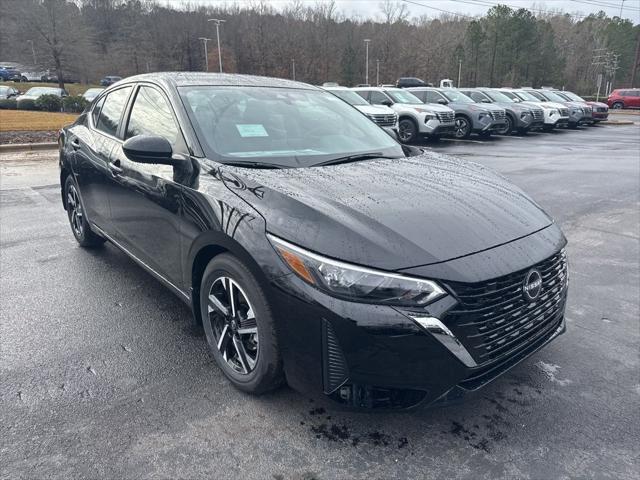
left=25, top=87, right=60, bottom=96
left=441, top=90, right=474, bottom=103
left=484, top=90, right=515, bottom=103
left=180, top=86, right=403, bottom=168
left=562, top=91, right=584, bottom=102
left=327, top=89, right=369, bottom=106
left=513, top=90, right=540, bottom=102
left=540, top=90, right=568, bottom=103
left=499, top=90, right=520, bottom=102
left=386, top=90, right=422, bottom=104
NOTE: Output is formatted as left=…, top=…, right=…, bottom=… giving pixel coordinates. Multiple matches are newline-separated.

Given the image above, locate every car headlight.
left=520, top=110, right=532, bottom=119
left=479, top=112, right=490, bottom=119
left=268, top=234, right=446, bottom=306
left=549, top=109, right=558, bottom=115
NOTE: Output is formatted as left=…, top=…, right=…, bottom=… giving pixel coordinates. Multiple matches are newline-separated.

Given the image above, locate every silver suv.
left=408, top=87, right=507, bottom=139
left=460, top=88, right=544, bottom=135
left=352, top=87, right=456, bottom=143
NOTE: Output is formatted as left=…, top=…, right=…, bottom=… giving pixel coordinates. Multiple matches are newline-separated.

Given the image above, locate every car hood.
left=475, top=103, right=505, bottom=113
left=356, top=104, right=396, bottom=115
left=586, top=101, right=607, bottom=108
left=217, top=153, right=553, bottom=271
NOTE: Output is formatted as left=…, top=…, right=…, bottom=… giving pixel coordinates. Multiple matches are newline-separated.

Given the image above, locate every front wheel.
left=612, top=102, right=623, bottom=110
left=64, top=175, right=105, bottom=247
left=495, top=115, right=513, bottom=136
left=398, top=118, right=418, bottom=143
left=454, top=116, right=471, bottom=139
left=200, top=253, right=284, bottom=394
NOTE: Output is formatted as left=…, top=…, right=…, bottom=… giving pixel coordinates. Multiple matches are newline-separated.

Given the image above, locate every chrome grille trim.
left=436, top=111, right=455, bottom=123
left=371, top=113, right=398, bottom=127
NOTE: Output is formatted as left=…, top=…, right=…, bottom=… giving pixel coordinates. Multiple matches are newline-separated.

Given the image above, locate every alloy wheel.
left=612, top=102, right=623, bottom=110
left=454, top=117, right=469, bottom=138
left=398, top=120, right=415, bottom=142
left=67, top=184, right=83, bottom=237
left=208, top=276, right=259, bottom=375
left=496, top=116, right=512, bottom=135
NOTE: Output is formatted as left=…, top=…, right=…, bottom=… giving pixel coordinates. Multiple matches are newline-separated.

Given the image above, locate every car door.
left=72, top=87, right=133, bottom=230
left=107, top=83, right=187, bottom=287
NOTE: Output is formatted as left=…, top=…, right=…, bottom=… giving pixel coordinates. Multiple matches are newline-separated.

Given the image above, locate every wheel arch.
left=188, top=231, right=272, bottom=326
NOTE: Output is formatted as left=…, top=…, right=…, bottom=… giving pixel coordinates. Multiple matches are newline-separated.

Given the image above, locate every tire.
left=569, top=122, right=579, bottom=129
left=20, top=76, right=27, bottom=82
left=612, top=102, right=623, bottom=110
left=542, top=124, right=554, bottom=132
left=454, top=116, right=471, bottom=139
left=200, top=253, right=284, bottom=394
left=398, top=118, right=418, bottom=143
left=479, top=130, right=492, bottom=138
left=495, top=114, right=514, bottom=136
left=517, top=127, right=528, bottom=135
left=64, top=175, right=106, bottom=247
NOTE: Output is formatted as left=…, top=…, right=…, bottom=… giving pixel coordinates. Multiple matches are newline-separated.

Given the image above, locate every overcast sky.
left=160, top=0, right=640, bottom=23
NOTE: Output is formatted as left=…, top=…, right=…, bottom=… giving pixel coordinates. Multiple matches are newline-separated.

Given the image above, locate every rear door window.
left=96, top=87, right=132, bottom=137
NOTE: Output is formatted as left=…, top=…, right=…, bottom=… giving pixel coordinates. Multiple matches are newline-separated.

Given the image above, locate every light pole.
left=207, top=18, right=226, bottom=73
left=376, top=59, right=380, bottom=86
left=364, top=39, right=371, bottom=85
left=199, top=37, right=212, bottom=72
left=292, top=58, right=296, bottom=81
left=27, top=40, right=36, bottom=66
left=619, top=0, right=625, bottom=18
left=457, top=59, right=462, bottom=87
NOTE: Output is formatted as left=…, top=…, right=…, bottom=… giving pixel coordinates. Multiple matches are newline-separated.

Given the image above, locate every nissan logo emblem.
left=522, top=269, right=542, bottom=301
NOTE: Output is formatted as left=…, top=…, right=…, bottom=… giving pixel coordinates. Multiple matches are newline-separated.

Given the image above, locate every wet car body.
left=524, top=89, right=591, bottom=128
left=58, top=73, right=568, bottom=409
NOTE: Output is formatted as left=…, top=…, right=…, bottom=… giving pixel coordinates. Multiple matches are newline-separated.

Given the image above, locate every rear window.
left=95, top=87, right=132, bottom=137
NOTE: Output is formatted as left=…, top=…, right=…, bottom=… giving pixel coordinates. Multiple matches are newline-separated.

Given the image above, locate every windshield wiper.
left=312, top=153, right=397, bottom=167
left=220, top=161, right=284, bottom=169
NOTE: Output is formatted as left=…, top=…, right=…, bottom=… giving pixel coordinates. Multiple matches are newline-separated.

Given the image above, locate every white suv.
left=352, top=87, right=456, bottom=142
left=323, top=86, right=398, bottom=131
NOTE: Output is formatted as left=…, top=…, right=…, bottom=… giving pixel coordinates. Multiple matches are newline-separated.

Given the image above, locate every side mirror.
left=381, top=99, right=393, bottom=107
left=437, top=98, right=448, bottom=105
left=481, top=98, right=491, bottom=103
left=123, top=134, right=174, bottom=165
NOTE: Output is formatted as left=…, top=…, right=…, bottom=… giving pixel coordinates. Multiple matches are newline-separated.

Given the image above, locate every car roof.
left=119, top=72, right=317, bottom=91
left=351, top=86, right=402, bottom=92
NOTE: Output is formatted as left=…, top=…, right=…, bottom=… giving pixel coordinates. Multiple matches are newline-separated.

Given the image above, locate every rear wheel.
left=454, top=116, right=471, bottom=139
left=398, top=118, right=418, bottom=143
left=200, top=253, right=284, bottom=394
left=612, top=102, right=623, bottom=110
left=64, top=175, right=105, bottom=247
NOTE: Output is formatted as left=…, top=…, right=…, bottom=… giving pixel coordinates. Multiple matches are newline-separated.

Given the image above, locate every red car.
left=607, top=89, right=640, bottom=109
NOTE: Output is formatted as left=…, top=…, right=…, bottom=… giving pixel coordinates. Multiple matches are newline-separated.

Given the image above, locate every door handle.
left=108, top=160, right=123, bottom=175
left=70, top=139, right=81, bottom=150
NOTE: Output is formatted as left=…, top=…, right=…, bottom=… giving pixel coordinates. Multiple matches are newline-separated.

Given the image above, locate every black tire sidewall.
left=64, top=175, right=87, bottom=244
left=399, top=118, right=417, bottom=143
left=199, top=254, right=282, bottom=393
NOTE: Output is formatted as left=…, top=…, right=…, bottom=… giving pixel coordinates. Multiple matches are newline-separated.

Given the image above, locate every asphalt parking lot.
left=1, top=117, right=639, bottom=480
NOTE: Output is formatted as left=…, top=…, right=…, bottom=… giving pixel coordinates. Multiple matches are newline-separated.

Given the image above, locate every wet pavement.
left=1, top=119, right=639, bottom=479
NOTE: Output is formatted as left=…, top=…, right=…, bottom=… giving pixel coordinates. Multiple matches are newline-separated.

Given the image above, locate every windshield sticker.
left=236, top=124, right=269, bottom=137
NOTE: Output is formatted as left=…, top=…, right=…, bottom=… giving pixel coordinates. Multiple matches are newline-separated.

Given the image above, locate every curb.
left=0, top=142, right=57, bottom=152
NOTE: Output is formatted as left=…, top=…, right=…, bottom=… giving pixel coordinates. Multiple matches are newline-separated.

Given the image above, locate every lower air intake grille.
left=322, top=320, right=349, bottom=394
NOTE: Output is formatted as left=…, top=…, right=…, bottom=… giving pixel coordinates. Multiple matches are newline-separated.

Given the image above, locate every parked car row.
left=324, top=84, right=611, bottom=144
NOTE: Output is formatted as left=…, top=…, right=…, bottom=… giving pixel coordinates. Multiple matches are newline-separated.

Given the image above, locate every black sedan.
left=59, top=73, right=568, bottom=409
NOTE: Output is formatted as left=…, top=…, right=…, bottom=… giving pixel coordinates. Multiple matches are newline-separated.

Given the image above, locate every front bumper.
left=269, top=226, right=568, bottom=409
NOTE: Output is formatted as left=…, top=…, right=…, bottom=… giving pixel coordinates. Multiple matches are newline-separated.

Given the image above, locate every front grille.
left=597, top=106, right=608, bottom=112
left=371, top=113, right=397, bottom=127
left=559, top=108, right=569, bottom=117
left=490, top=110, right=506, bottom=122
left=443, top=250, right=568, bottom=366
left=436, top=111, right=455, bottom=124
left=532, top=109, right=544, bottom=121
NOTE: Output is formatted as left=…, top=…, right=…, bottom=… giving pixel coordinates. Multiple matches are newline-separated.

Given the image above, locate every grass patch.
left=0, top=110, right=78, bottom=132
left=0, top=81, right=101, bottom=97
